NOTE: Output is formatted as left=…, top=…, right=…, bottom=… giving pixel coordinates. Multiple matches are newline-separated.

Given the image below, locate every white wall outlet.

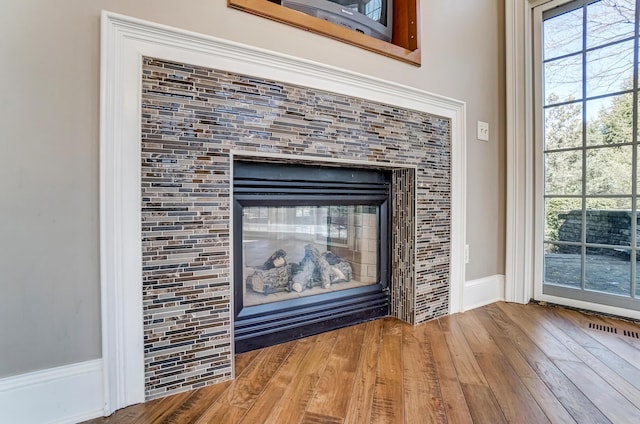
left=477, top=120, right=489, bottom=141
left=464, top=244, right=469, bottom=264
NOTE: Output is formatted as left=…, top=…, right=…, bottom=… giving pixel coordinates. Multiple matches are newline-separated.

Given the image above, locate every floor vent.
left=587, top=323, right=640, bottom=339
left=588, top=322, right=617, bottom=334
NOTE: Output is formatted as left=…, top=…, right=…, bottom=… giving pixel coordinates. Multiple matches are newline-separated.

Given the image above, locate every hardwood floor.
left=85, top=302, right=640, bottom=423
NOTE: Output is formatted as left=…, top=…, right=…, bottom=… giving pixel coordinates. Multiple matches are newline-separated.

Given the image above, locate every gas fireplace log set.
left=246, top=245, right=353, bottom=294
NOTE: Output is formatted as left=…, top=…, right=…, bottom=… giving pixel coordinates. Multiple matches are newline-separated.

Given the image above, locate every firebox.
left=233, top=161, right=391, bottom=352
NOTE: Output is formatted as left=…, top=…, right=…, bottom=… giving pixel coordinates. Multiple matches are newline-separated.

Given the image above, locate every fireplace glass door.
left=242, top=204, right=380, bottom=307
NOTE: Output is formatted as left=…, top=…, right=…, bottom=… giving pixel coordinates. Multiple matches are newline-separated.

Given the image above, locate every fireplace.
left=233, top=161, right=390, bottom=352
left=97, top=34, right=463, bottom=401
left=101, top=12, right=465, bottom=410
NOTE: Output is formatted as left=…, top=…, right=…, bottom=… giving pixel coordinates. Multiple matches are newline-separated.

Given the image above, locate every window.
left=539, top=0, right=640, bottom=309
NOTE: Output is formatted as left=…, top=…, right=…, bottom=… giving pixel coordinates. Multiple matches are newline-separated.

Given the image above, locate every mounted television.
left=280, top=0, right=393, bottom=42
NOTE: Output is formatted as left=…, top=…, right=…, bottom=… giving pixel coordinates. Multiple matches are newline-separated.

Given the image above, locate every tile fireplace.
left=139, top=57, right=451, bottom=399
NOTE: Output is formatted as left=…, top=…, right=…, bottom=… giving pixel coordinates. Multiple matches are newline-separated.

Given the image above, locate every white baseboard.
left=463, top=274, right=505, bottom=312
left=0, top=359, right=104, bottom=424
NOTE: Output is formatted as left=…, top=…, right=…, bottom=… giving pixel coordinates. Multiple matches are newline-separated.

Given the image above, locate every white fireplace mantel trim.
left=100, top=10, right=466, bottom=414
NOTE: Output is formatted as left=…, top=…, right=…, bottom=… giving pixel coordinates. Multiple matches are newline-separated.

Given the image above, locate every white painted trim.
left=505, top=0, right=535, bottom=305
left=100, top=10, right=467, bottom=411
left=463, top=275, right=506, bottom=312
left=0, top=360, right=104, bottom=424
left=537, top=293, right=640, bottom=321
left=505, top=0, right=550, bottom=305
left=100, top=11, right=146, bottom=413
left=449, top=94, right=467, bottom=315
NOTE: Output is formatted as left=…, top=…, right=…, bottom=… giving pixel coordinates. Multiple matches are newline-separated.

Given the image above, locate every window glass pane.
left=544, top=8, right=583, bottom=60
left=586, top=40, right=634, bottom=97
left=586, top=93, right=634, bottom=145
left=637, top=204, right=640, bottom=297
left=545, top=198, right=582, bottom=242
left=545, top=150, right=583, bottom=195
left=637, top=94, right=640, bottom=141
left=636, top=201, right=640, bottom=248
left=545, top=102, right=583, bottom=150
left=636, top=145, right=640, bottom=194
left=585, top=246, right=631, bottom=295
left=545, top=55, right=583, bottom=105
left=585, top=198, right=632, bottom=246
left=544, top=242, right=582, bottom=288
left=586, top=0, right=636, bottom=49
left=586, top=145, right=632, bottom=195
left=637, top=265, right=640, bottom=297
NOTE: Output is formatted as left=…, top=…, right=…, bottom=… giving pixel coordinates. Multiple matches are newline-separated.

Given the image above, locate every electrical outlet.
left=464, top=244, right=469, bottom=264
left=477, top=121, right=489, bottom=141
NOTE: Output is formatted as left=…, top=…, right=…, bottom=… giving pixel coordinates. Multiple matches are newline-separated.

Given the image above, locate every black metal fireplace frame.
left=233, top=161, right=391, bottom=353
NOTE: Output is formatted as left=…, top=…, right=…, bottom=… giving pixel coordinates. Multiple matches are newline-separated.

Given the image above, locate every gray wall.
left=0, top=0, right=505, bottom=377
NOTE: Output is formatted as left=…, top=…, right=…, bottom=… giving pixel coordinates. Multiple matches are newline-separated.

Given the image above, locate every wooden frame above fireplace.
left=227, top=0, right=420, bottom=65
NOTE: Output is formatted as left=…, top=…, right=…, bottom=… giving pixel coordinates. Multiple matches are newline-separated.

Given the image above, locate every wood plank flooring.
left=85, top=302, right=640, bottom=423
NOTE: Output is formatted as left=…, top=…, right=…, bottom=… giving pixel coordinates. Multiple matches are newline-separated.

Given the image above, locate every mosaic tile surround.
left=140, top=57, right=452, bottom=399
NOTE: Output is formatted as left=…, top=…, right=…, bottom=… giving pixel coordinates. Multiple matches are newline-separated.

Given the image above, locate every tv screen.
left=280, top=0, right=393, bottom=42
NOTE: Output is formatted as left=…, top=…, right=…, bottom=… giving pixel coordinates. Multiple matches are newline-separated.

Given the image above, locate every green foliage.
left=588, top=89, right=634, bottom=146
left=544, top=83, right=634, bottom=241
left=585, top=145, right=633, bottom=195
left=545, top=198, right=581, bottom=242
left=545, top=93, right=582, bottom=151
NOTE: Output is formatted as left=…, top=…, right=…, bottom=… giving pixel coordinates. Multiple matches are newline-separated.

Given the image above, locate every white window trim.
left=505, top=0, right=538, bottom=305
left=506, top=0, right=640, bottom=319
